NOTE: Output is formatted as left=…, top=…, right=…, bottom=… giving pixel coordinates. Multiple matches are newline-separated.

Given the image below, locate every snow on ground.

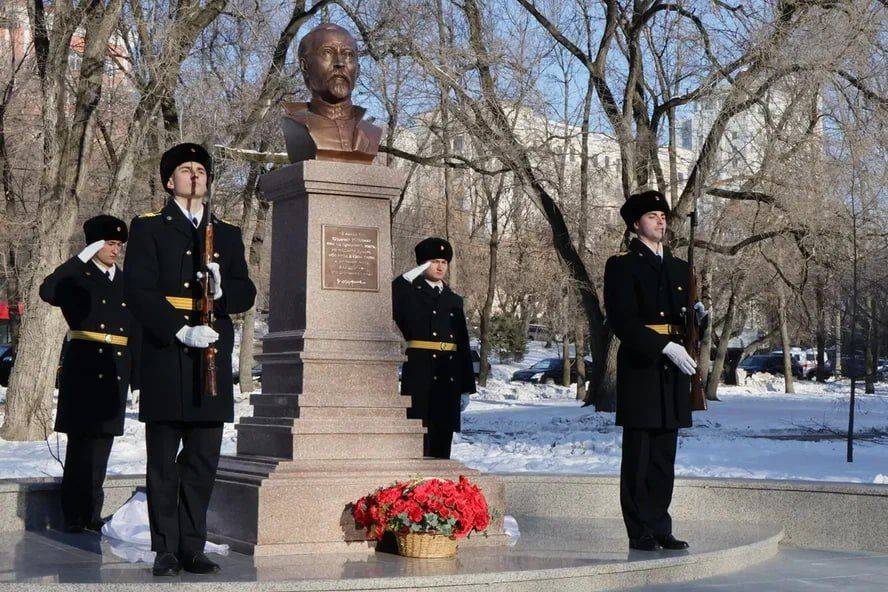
left=0, top=341, right=885, bottom=484
left=454, top=342, right=888, bottom=484
left=0, top=386, right=251, bottom=479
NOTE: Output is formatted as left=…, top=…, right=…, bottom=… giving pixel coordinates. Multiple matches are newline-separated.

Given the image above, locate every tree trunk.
left=561, top=334, right=570, bottom=387
left=698, top=266, right=713, bottom=391
left=575, top=326, right=587, bottom=400
left=237, top=162, right=264, bottom=394
left=777, top=287, right=795, bottom=394
left=3, top=0, right=124, bottom=440
left=835, top=305, right=843, bottom=376
left=706, top=279, right=740, bottom=400
left=478, top=222, right=498, bottom=387
left=864, top=293, right=875, bottom=394
left=815, top=274, right=826, bottom=382
left=591, top=336, right=618, bottom=410
left=435, top=0, right=457, bottom=289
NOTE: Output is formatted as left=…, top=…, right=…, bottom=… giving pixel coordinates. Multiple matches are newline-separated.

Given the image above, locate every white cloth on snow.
left=101, top=491, right=229, bottom=563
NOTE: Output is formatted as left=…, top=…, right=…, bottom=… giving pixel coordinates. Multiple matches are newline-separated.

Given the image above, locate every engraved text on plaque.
left=321, top=225, right=379, bottom=291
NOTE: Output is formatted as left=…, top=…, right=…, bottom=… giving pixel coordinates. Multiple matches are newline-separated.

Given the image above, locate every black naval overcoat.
left=39, top=257, right=138, bottom=436
left=392, top=275, right=476, bottom=433
left=123, top=200, right=256, bottom=423
left=603, top=238, right=693, bottom=429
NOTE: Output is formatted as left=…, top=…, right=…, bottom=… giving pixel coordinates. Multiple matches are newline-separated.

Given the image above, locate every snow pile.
left=737, top=371, right=786, bottom=392
left=476, top=378, right=574, bottom=403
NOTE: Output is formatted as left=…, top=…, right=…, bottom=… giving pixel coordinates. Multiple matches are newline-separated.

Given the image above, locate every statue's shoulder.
left=282, top=101, right=310, bottom=124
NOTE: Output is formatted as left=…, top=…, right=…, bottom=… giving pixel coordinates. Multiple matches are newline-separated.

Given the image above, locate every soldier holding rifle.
left=123, top=143, right=256, bottom=576
left=603, top=190, right=708, bottom=552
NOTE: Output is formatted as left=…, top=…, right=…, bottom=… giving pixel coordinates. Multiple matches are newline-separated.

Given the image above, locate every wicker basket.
left=395, top=532, right=458, bottom=558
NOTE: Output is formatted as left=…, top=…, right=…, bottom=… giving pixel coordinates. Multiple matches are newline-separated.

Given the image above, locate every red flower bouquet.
left=352, top=476, right=490, bottom=557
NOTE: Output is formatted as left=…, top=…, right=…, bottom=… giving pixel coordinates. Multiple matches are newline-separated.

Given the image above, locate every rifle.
left=200, top=154, right=217, bottom=398
left=686, top=189, right=707, bottom=411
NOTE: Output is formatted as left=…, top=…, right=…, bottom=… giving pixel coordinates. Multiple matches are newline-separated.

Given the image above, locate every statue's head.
left=298, top=24, right=360, bottom=105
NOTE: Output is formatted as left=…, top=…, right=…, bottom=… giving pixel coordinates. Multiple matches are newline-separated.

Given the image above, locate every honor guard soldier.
left=39, top=215, right=137, bottom=534
left=603, top=190, right=707, bottom=552
left=392, top=237, right=476, bottom=459
left=123, top=143, right=256, bottom=576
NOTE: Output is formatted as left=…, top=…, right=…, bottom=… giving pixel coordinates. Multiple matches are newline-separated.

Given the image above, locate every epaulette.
left=213, top=215, right=235, bottom=226
left=139, top=211, right=160, bottom=218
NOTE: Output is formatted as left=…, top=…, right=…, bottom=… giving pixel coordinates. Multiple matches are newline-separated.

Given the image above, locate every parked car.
left=511, top=357, right=592, bottom=385
left=738, top=353, right=804, bottom=379
left=772, top=349, right=815, bottom=379
left=0, top=343, right=12, bottom=387
left=804, top=357, right=834, bottom=381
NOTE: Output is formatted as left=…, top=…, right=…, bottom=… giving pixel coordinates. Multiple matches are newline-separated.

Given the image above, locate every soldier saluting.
left=39, top=215, right=137, bottom=534
left=603, top=190, right=707, bottom=552
left=392, top=238, right=476, bottom=459
left=123, top=143, right=255, bottom=576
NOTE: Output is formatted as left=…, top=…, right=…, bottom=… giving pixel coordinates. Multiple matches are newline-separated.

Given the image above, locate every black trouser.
left=424, top=423, right=453, bottom=459
left=620, top=427, right=678, bottom=540
left=61, top=434, right=114, bottom=528
left=145, top=421, right=223, bottom=555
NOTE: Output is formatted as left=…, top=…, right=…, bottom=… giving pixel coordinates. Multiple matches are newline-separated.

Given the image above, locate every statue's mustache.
left=328, top=73, right=351, bottom=84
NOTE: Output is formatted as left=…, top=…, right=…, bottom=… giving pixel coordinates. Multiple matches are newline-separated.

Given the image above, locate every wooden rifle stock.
left=686, top=264, right=706, bottom=411
left=685, top=205, right=706, bottom=412
left=201, top=200, right=217, bottom=398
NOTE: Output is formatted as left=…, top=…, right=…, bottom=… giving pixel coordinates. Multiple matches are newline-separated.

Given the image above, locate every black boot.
left=629, top=534, right=662, bottom=551
left=152, top=552, right=181, bottom=577
left=84, top=518, right=106, bottom=534
left=655, top=534, right=689, bottom=550
left=180, top=552, right=221, bottom=574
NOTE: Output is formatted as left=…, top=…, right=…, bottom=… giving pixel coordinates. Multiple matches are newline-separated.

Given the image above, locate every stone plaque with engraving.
left=322, top=225, right=379, bottom=291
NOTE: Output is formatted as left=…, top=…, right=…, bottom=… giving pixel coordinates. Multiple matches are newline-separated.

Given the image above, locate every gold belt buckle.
left=103, top=334, right=112, bottom=343
left=440, top=342, right=447, bottom=351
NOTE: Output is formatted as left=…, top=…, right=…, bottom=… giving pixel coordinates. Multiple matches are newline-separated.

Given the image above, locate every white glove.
left=176, top=325, right=219, bottom=348
left=403, top=261, right=431, bottom=282
left=77, top=240, right=105, bottom=263
left=663, top=341, right=697, bottom=375
left=196, top=262, right=223, bottom=300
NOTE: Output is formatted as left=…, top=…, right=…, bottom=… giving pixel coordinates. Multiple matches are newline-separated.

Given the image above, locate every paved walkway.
left=0, top=518, right=779, bottom=590
left=629, top=547, right=888, bottom=591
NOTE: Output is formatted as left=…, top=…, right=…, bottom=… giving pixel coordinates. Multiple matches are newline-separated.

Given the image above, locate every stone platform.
left=0, top=518, right=780, bottom=591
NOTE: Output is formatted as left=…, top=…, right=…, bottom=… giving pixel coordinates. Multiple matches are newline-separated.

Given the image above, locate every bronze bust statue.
left=282, top=24, right=382, bottom=164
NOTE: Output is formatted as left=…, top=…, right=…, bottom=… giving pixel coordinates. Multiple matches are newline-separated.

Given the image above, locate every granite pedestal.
left=207, top=160, right=506, bottom=557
